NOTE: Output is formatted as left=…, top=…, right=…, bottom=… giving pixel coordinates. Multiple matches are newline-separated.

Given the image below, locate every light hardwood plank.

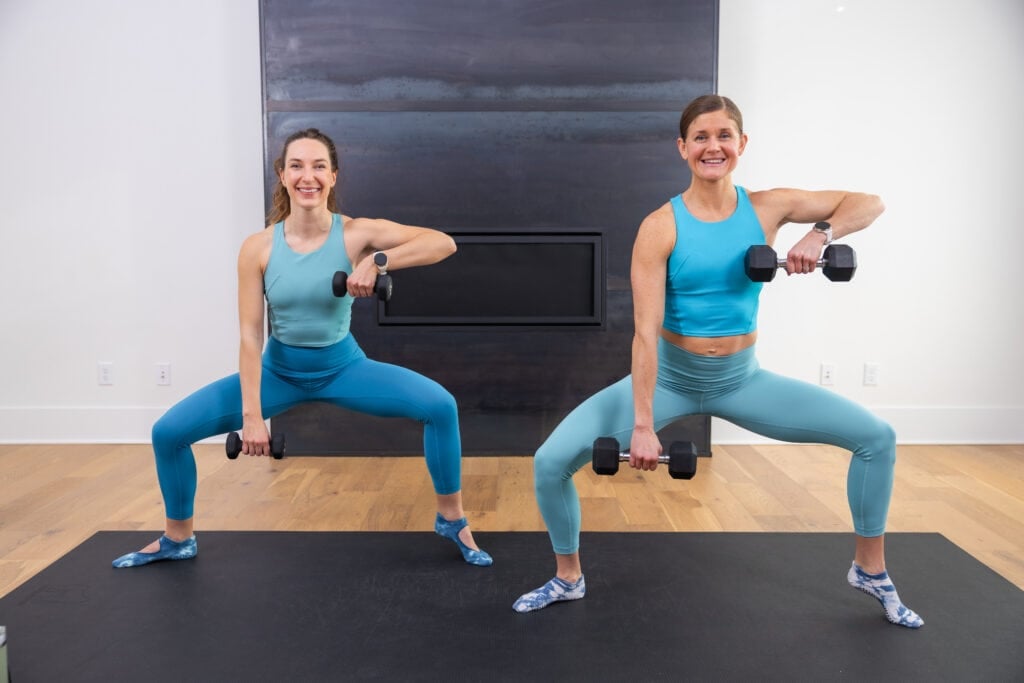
left=1, top=443, right=1021, bottom=598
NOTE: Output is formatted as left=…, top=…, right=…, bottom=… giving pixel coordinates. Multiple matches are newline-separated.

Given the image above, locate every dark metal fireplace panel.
left=260, top=0, right=719, bottom=455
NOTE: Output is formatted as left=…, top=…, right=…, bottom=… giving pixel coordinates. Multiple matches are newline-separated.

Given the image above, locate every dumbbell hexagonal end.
left=226, top=431, right=242, bottom=460
left=592, top=437, right=621, bottom=476
left=744, top=245, right=778, bottom=282
left=376, top=274, right=393, bottom=301
left=667, top=440, right=698, bottom=480
left=822, top=244, right=857, bottom=282
left=271, top=432, right=286, bottom=460
left=332, top=271, right=348, bottom=297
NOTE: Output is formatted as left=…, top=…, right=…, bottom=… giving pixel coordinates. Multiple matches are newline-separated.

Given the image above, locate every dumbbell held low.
left=332, top=271, right=393, bottom=301
left=744, top=243, right=857, bottom=282
left=226, top=431, right=286, bottom=460
left=592, top=436, right=698, bottom=480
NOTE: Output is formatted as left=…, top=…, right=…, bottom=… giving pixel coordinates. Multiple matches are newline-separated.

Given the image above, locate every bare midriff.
left=660, top=328, right=757, bottom=357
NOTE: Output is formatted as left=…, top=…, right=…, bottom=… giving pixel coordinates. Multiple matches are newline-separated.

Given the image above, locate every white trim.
left=0, top=406, right=1021, bottom=445
left=711, top=407, right=1024, bottom=445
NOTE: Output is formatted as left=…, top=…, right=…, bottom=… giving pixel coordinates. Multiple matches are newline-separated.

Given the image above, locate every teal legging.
left=151, top=334, right=461, bottom=520
left=534, top=339, right=896, bottom=554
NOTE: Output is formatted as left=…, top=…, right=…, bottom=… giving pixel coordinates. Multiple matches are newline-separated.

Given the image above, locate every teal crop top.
left=263, top=213, right=353, bottom=347
left=662, top=186, right=765, bottom=337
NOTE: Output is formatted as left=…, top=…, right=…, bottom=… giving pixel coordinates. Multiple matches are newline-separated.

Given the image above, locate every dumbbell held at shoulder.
left=744, top=243, right=857, bottom=283
left=331, top=270, right=393, bottom=301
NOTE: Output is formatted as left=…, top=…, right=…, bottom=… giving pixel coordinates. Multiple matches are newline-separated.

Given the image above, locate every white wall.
left=716, top=0, right=1024, bottom=443
left=0, top=0, right=1020, bottom=444
left=0, top=1, right=264, bottom=441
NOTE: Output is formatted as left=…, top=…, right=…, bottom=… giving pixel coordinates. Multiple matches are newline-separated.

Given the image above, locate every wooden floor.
left=1, top=443, right=1022, bottom=598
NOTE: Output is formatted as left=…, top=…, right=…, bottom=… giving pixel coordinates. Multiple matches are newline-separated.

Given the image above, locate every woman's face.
left=279, top=138, right=337, bottom=211
left=677, top=109, right=746, bottom=181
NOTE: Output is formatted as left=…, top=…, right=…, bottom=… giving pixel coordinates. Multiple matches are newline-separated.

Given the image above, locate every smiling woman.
left=514, top=94, right=922, bottom=630
left=266, top=129, right=340, bottom=225
left=110, top=128, right=493, bottom=571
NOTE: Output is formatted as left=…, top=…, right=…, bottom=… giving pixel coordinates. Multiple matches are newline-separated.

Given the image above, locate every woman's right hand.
left=629, top=426, right=663, bottom=472
left=237, top=231, right=271, bottom=457
left=241, top=419, right=271, bottom=457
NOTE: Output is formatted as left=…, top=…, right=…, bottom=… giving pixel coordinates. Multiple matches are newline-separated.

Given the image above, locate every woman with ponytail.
left=113, top=129, right=492, bottom=570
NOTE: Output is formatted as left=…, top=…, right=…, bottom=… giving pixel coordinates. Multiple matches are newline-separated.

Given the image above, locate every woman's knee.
left=420, top=384, right=458, bottom=425
left=533, top=441, right=578, bottom=490
left=151, top=413, right=183, bottom=451
left=857, top=419, right=897, bottom=466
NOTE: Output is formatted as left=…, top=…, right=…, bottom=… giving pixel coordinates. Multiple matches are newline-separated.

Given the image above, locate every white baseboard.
left=0, top=406, right=1021, bottom=445
left=0, top=407, right=220, bottom=444
left=711, top=406, right=1024, bottom=445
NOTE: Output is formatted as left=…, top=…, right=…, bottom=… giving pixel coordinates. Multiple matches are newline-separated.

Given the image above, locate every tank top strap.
left=329, top=213, right=352, bottom=273
left=272, top=219, right=287, bottom=249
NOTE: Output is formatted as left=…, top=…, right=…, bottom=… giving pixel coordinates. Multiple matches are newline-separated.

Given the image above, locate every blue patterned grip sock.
left=847, top=562, right=923, bottom=628
left=433, top=514, right=493, bottom=566
left=112, top=535, right=198, bottom=568
left=513, top=575, right=586, bottom=613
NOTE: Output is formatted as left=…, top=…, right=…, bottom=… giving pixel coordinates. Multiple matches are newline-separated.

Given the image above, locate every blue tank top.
left=264, top=213, right=353, bottom=347
left=662, top=186, right=764, bottom=337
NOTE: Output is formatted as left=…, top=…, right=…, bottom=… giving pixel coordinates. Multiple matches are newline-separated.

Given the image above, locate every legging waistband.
left=263, top=334, right=366, bottom=382
left=656, top=337, right=759, bottom=395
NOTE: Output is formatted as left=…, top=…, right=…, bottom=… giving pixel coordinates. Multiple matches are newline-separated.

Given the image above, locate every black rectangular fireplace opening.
left=379, top=232, right=605, bottom=327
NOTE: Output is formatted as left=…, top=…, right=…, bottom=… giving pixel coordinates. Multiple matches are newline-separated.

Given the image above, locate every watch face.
left=373, top=252, right=387, bottom=267
left=814, top=221, right=831, bottom=231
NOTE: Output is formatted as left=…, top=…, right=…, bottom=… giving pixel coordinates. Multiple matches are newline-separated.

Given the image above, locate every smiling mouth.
left=297, top=187, right=320, bottom=196
left=701, top=158, right=725, bottom=166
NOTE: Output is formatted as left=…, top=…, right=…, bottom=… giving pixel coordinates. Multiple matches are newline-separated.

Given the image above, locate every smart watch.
left=813, top=221, right=833, bottom=245
left=372, top=251, right=388, bottom=275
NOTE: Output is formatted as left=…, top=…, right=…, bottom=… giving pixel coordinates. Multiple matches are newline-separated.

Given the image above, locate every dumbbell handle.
left=226, top=431, right=285, bottom=459
left=614, top=451, right=672, bottom=464
left=775, top=257, right=828, bottom=269
left=332, top=270, right=393, bottom=301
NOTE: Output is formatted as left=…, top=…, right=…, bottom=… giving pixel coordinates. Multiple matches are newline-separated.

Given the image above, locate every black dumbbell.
left=332, top=270, right=393, bottom=301
left=591, top=437, right=698, bottom=480
left=226, top=431, right=286, bottom=460
left=744, top=243, right=857, bottom=282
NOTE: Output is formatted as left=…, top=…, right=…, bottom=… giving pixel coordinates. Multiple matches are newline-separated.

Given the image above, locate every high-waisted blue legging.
left=534, top=339, right=896, bottom=554
left=151, top=334, right=461, bottom=520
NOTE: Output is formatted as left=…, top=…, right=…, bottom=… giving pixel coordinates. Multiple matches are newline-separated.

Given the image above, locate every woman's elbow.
left=868, top=193, right=885, bottom=218
left=443, top=233, right=457, bottom=258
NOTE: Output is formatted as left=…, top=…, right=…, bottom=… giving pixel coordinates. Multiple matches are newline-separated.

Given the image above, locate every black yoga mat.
left=1, top=531, right=1021, bottom=682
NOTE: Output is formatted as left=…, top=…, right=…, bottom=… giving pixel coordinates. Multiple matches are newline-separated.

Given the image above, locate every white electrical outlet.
left=820, top=363, right=835, bottom=386
left=156, top=362, right=172, bottom=386
left=97, top=362, right=114, bottom=385
left=863, top=362, right=880, bottom=386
